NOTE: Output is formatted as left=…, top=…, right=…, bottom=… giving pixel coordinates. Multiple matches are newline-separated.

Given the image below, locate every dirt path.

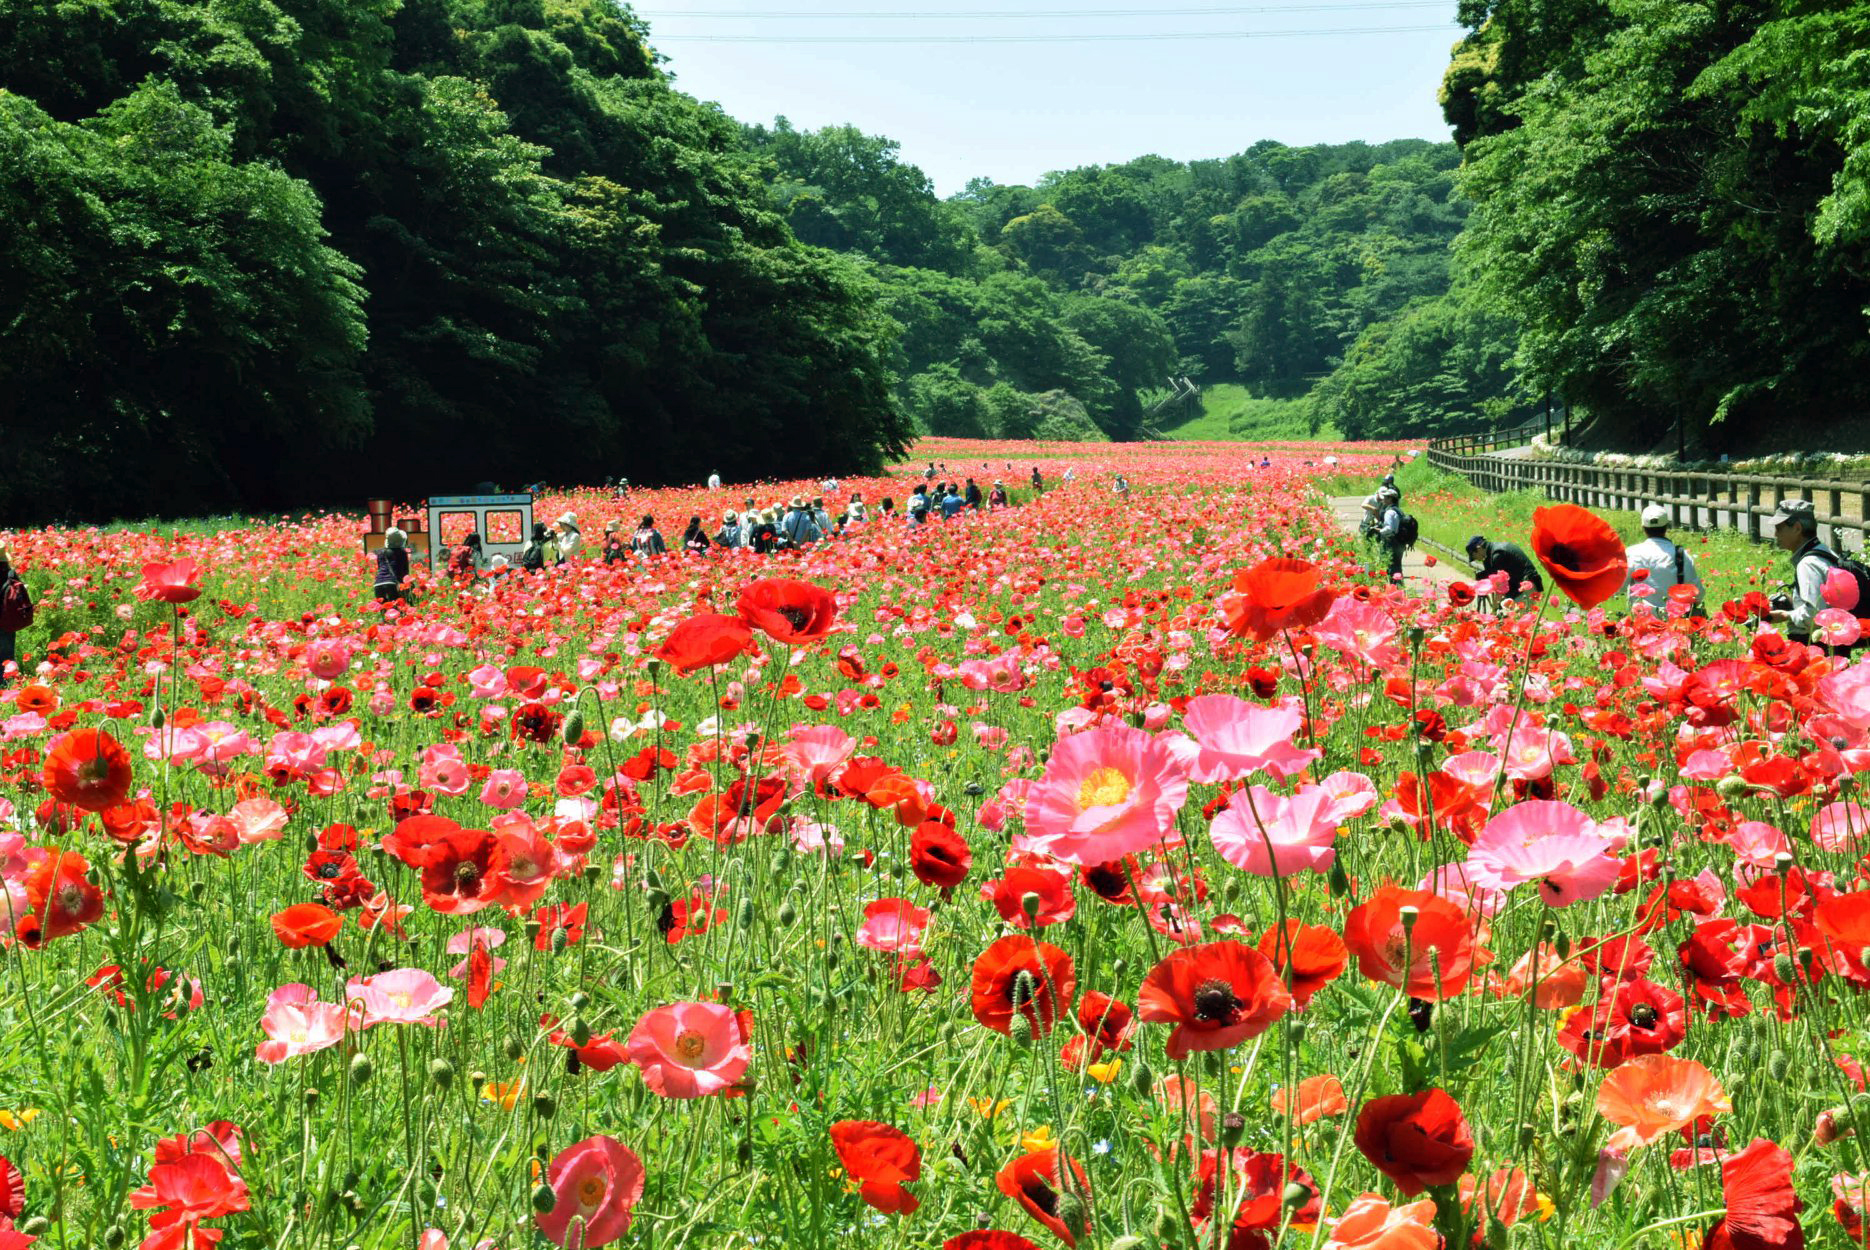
left=1328, top=497, right=1470, bottom=592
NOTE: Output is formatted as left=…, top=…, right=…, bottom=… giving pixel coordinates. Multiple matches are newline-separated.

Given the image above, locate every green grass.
left=1392, top=457, right=1786, bottom=605
left=1157, top=383, right=1342, bottom=441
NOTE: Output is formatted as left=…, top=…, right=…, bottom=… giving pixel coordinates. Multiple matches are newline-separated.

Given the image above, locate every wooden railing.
left=1425, top=439, right=1870, bottom=553
left=1428, top=419, right=1549, bottom=458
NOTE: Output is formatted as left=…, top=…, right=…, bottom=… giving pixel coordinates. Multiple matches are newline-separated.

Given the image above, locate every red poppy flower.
left=910, top=821, right=972, bottom=889
left=944, top=1234, right=1042, bottom=1250
left=1257, top=920, right=1349, bottom=1007
left=737, top=578, right=839, bottom=644
left=655, top=614, right=755, bottom=676
left=1342, top=885, right=1474, bottom=999
left=467, top=945, right=494, bottom=1009
left=995, top=1149, right=1092, bottom=1247
left=1353, top=1088, right=1476, bottom=1195
left=1078, top=858, right=1138, bottom=905
left=970, top=935, right=1076, bottom=1038
left=1556, top=977, right=1687, bottom=1068
left=270, top=903, right=342, bottom=949
left=510, top=701, right=562, bottom=745
left=42, top=728, right=134, bottom=812
left=134, top=558, right=204, bottom=604
left=416, top=828, right=502, bottom=915
left=1190, top=1148, right=1319, bottom=1250
left=0, top=1155, right=22, bottom=1219
left=1530, top=505, right=1628, bottom=609
left=828, top=1120, right=921, bottom=1214
left=534, top=902, right=588, bottom=950
left=1705, top=1138, right=1803, bottom=1250
left=1075, top=991, right=1136, bottom=1053
left=1138, top=940, right=1292, bottom=1059
left=1221, top=558, right=1334, bottom=642
left=1448, top=582, right=1475, bottom=607
left=19, top=849, right=103, bottom=947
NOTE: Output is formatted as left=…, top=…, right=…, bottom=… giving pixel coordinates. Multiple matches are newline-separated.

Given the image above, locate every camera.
left=1769, top=593, right=1792, bottom=612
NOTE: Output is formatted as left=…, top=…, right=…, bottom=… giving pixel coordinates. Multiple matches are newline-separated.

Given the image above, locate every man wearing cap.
left=1622, top=504, right=1703, bottom=611
left=1463, top=534, right=1544, bottom=601
left=1768, top=498, right=1833, bottom=642
left=1375, top=487, right=1405, bottom=582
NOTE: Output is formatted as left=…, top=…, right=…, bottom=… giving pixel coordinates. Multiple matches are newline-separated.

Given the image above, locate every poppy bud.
left=531, top=1182, right=558, bottom=1213
left=1131, top=1062, right=1155, bottom=1096
left=149, top=705, right=165, bottom=730
left=1220, top=1112, right=1245, bottom=1146
left=504, top=1037, right=525, bottom=1061
left=349, top=1053, right=373, bottom=1085
left=304, top=832, right=320, bottom=854
left=737, top=898, right=756, bottom=929
left=1715, top=775, right=1749, bottom=798
left=1281, top=1181, right=1311, bottom=1211
left=1816, top=1108, right=1850, bottom=1146
left=1768, top=1050, right=1791, bottom=1081
left=1151, top=1208, right=1179, bottom=1242
left=1111, top=958, right=1127, bottom=979
left=1020, top=891, right=1043, bottom=919
left=1111, top=1237, right=1147, bottom=1250
left=1773, top=953, right=1798, bottom=985
left=778, top=900, right=798, bottom=926
left=645, top=657, right=663, bottom=675
left=570, top=990, right=590, bottom=1010
left=1328, top=859, right=1351, bottom=897
left=1053, top=1193, right=1087, bottom=1233
left=1407, top=625, right=1425, bottom=647
left=105, top=1225, right=125, bottom=1248
left=429, top=1058, right=454, bottom=1089
left=568, top=1015, right=592, bottom=1046
left=532, top=1092, right=556, bottom=1119
left=552, top=927, right=570, bottom=952
left=768, top=851, right=791, bottom=875
left=562, top=709, right=584, bottom=744
left=1010, top=1015, right=1035, bottom=1045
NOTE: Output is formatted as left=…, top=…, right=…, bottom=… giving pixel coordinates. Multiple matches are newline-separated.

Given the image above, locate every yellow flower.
left=481, top=1079, right=526, bottom=1110
left=0, top=1110, right=40, bottom=1131
left=1086, top=1058, right=1122, bottom=1085
left=1019, top=1125, right=1056, bottom=1154
left=1535, top=1192, right=1557, bottom=1222
left=968, top=1097, right=1012, bottom=1120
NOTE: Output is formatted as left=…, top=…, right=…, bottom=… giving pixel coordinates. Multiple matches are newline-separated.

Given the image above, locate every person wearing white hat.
left=1623, top=504, right=1702, bottom=611
left=554, top=513, right=582, bottom=559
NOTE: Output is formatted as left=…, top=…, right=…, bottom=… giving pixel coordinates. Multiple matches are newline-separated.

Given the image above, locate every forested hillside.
left=0, top=0, right=913, bottom=521
left=745, top=123, right=1511, bottom=442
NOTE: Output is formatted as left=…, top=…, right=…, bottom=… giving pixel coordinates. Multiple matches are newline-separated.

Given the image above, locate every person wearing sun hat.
left=1622, top=503, right=1702, bottom=610
left=1768, top=497, right=1835, bottom=642
left=554, top=513, right=582, bottom=559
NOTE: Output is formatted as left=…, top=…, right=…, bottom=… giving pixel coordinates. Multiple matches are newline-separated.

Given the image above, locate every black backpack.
left=519, top=542, right=545, bottom=571
left=1396, top=512, right=1419, bottom=548
left=1810, top=547, right=1870, bottom=614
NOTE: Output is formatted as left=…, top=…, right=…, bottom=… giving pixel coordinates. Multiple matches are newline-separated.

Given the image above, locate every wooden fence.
left=1425, top=436, right=1870, bottom=554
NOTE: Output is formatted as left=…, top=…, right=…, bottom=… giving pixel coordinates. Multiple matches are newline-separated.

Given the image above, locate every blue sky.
left=635, top=1, right=1466, bottom=195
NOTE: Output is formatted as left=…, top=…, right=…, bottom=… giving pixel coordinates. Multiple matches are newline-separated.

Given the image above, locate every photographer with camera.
left=1767, top=499, right=1832, bottom=643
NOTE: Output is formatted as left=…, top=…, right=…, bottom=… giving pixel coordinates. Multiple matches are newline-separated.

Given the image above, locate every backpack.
left=1396, top=512, right=1419, bottom=548
left=519, top=542, right=545, bottom=572
left=0, top=576, right=31, bottom=632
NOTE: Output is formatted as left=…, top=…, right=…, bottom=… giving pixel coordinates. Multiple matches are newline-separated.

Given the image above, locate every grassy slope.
left=1158, top=383, right=1342, bottom=441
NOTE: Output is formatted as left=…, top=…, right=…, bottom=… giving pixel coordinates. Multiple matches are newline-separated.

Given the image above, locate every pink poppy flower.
left=465, top=664, right=508, bottom=699
left=854, top=898, right=931, bottom=955
left=626, top=1002, right=751, bottom=1098
left=480, top=769, right=528, bottom=810
left=1021, top=725, right=1189, bottom=864
left=1322, top=1193, right=1439, bottom=1249
left=1466, top=801, right=1620, bottom=907
left=1209, top=784, right=1340, bottom=877
left=786, top=724, right=855, bottom=786
left=229, top=797, right=288, bottom=844
left=1816, top=608, right=1862, bottom=648
left=256, top=984, right=350, bottom=1063
left=1812, top=803, right=1870, bottom=853
left=1312, top=598, right=1404, bottom=668
left=305, top=640, right=352, bottom=680
left=1178, top=696, right=1320, bottom=784
left=1825, top=566, right=1862, bottom=610
left=447, top=926, right=508, bottom=978
left=534, top=1134, right=645, bottom=1248
left=346, top=969, right=453, bottom=1027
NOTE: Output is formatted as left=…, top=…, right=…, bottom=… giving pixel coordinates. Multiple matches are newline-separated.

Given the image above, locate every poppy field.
left=0, top=437, right=1864, bottom=1250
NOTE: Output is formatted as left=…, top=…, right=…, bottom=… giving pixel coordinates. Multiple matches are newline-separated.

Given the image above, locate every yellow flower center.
left=578, top=1174, right=608, bottom=1208
left=1077, top=767, right=1132, bottom=810
left=673, top=1029, right=707, bottom=1061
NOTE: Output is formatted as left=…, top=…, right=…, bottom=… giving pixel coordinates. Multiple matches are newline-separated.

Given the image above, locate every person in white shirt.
left=707, top=471, right=722, bottom=490
left=1767, top=498, right=1835, bottom=643
left=1623, top=504, right=1703, bottom=610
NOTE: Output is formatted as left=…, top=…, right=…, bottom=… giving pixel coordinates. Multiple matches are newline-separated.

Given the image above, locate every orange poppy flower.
left=1596, top=1054, right=1731, bottom=1152
left=12, top=685, right=56, bottom=715
left=1342, top=885, right=1474, bottom=1000
left=1273, top=1074, right=1349, bottom=1124
left=1221, top=558, right=1334, bottom=642
left=1530, top=505, right=1628, bottom=609
left=653, top=614, right=754, bottom=676
left=1137, top=940, right=1292, bottom=1059
left=270, top=903, right=344, bottom=949
left=1257, top=919, right=1349, bottom=1007
left=42, top=728, right=135, bottom=813
left=829, top=1120, right=921, bottom=1214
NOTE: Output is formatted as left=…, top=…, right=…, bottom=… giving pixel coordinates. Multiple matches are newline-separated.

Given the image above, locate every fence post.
left=1746, top=483, right=1760, bottom=543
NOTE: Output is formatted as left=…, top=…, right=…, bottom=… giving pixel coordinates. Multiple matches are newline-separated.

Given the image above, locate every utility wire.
left=653, top=24, right=1458, bottom=42
left=639, top=1, right=1450, bottom=17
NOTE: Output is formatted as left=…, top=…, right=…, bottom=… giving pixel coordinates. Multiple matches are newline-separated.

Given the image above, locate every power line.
left=639, top=2, right=1450, bottom=17
left=652, top=24, right=1458, bottom=42
left=650, top=0, right=1451, bottom=14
